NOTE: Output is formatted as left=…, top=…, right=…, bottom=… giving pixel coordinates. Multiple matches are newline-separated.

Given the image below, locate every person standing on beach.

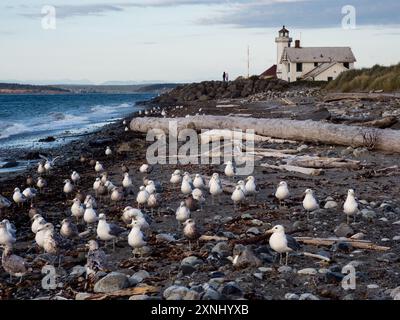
left=226, top=72, right=229, bottom=82
left=223, top=71, right=226, bottom=82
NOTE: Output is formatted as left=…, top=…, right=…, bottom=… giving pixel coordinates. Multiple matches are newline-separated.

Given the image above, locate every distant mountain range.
left=0, top=82, right=181, bottom=95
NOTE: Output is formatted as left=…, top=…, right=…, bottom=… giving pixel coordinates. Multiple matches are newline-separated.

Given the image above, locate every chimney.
left=295, top=40, right=301, bottom=48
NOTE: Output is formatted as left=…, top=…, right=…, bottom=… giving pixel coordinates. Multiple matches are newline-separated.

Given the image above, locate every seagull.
left=31, top=214, right=46, bottom=234
left=176, top=201, right=190, bottom=228
left=1, top=245, right=29, bottom=283
left=128, top=219, right=147, bottom=258
left=344, top=189, right=359, bottom=224
left=104, top=180, right=116, bottom=194
left=85, top=240, right=109, bottom=278
left=122, top=207, right=143, bottom=225
left=275, top=181, right=290, bottom=206
left=237, top=180, right=247, bottom=196
left=0, top=194, right=11, bottom=215
left=110, top=187, right=124, bottom=203
left=303, top=189, right=319, bottom=220
left=121, top=163, right=129, bottom=174
left=136, top=186, right=149, bottom=209
left=95, top=161, right=104, bottom=173
left=170, top=170, right=182, bottom=185
left=39, top=155, right=61, bottom=172
left=122, top=172, right=133, bottom=190
left=145, top=180, right=157, bottom=195
left=28, top=203, right=40, bottom=219
left=231, top=185, right=245, bottom=210
left=192, top=188, right=205, bottom=210
left=84, top=195, right=97, bottom=209
left=245, top=176, right=258, bottom=199
left=35, top=222, right=50, bottom=250
left=37, top=162, right=46, bottom=175
left=41, top=223, right=71, bottom=265
left=63, top=180, right=74, bottom=198
left=267, top=225, right=301, bottom=265
left=12, top=188, right=27, bottom=207
left=2, top=219, right=16, bottom=238
left=71, top=171, right=80, bottom=185
left=225, top=161, right=236, bottom=179
left=60, top=218, right=79, bottom=239
left=181, top=175, right=194, bottom=195
left=124, top=127, right=129, bottom=132
left=183, top=172, right=193, bottom=184
left=84, top=202, right=98, bottom=225
left=71, top=198, right=85, bottom=222
left=100, top=172, right=108, bottom=184
left=139, top=163, right=151, bottom=174
left=23, top=187, right=38, bottom=204
left=26, top=175, right=34, bottom=187
left=36, top=177, right=47, bottom=192
left=183, top=219, right=200, bottom=251
left=0, top=221, right=16, bottom=247
left=193, top=174, right=205, bottom=189
left=209, top=173, right=223, bottom=204
left=105, top=146, right=112, bottom=157
left=96, top=214, right=125, bottom=250
left=147, top=193, right=160, bottom=214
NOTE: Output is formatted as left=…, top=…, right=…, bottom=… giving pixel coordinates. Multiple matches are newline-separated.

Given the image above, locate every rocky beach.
left=1, top=78, right=400, bottom=301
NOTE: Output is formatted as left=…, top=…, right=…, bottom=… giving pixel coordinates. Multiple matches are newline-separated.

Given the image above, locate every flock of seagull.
left=0, top=127, right=361, bottom=284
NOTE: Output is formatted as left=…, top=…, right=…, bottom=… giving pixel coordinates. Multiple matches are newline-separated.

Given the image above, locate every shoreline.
left=1, top=86, right=400, bottom=300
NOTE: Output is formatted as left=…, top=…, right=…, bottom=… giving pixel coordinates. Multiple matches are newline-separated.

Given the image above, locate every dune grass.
left=325, top=63, right=400, bottom=92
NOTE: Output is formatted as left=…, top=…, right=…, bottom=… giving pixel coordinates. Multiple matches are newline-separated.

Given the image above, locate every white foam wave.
left=0, top=122, right=30, bottom=140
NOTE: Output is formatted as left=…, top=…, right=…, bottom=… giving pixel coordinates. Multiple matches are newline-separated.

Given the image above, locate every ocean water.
left=0, top=93, right=154, bottom=172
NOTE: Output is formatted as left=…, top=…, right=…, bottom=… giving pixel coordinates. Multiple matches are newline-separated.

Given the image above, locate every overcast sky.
left=1, top=0, right=399, bottom=84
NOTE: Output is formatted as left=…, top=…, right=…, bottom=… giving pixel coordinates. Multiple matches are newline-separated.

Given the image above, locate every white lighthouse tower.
left=275, top=26, right=292, bottom=80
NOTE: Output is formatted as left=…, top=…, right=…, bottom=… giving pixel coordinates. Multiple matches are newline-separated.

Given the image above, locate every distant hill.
left=326, top=63, right=400, bottom=92
left=0, top=83, right=70, bottom=94
left=55, top=83, right=180, bottom=94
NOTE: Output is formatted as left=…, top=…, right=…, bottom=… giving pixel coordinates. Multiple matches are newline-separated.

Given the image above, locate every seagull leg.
left=112, top=239, right=116, bottom=252
left=279, top=254, right=283, bottom=265
left=285, top=253, right=289, bottom=266
left=188, top=240, right=192, bottom=252
left=347, top=215, right=350, bottom=225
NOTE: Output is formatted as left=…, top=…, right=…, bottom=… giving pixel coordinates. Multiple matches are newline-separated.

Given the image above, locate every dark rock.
left=211, top=242, right=231, bottom=258
left=1, top=161, right=19, bottom=168
left=233, top=245, right=262, bottom=269
left=334, top=223, right=354, bottom=237
left=93, top=272, right=130, bottom=293
left=325, top=271, right=345, bottom=283
left=39, top=136, right=56, bottom=142
left=220, top=282, right=243, bottom=298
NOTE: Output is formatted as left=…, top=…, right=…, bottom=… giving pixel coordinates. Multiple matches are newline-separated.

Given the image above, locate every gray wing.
left=39, top=154, right=49, bottom=161
left=286, top=235, right=301, bottom=251
left=109, top=223, right=125, bottom=236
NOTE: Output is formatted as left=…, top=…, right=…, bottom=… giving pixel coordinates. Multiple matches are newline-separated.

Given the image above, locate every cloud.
left=200, top=0, right=400, bottom=28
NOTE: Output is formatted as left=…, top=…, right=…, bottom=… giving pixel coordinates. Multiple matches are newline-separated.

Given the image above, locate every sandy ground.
left=0, top=92, right=400, bottom=300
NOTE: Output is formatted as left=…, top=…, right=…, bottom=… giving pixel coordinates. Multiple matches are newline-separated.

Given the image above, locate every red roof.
left=260, top=65, right=277, bottom=78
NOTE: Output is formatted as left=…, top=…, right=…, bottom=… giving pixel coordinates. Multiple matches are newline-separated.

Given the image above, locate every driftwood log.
left=131, top=116, right=400, bottom=153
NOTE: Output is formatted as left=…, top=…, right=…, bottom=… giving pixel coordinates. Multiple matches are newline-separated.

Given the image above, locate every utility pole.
left=247, top=45, right=250, bottom=78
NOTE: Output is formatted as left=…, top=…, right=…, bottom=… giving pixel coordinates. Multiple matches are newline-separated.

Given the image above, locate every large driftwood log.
left=261, top=163, right=324, bottom=176
left=285, top=156, right=361, bottom=169
left=295, top=237, right=390, bottom=251
left=130, top=116, right=400, bottom=153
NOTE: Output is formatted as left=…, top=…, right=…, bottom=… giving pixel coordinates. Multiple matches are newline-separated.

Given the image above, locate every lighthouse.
left=275, top=26, right=292, bottom=80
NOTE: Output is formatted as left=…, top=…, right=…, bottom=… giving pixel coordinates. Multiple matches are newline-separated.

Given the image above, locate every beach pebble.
left=334, top=223, right=354, bottom=237
left=163, top=285, right=189, bottom=300
left=324, top=201, right=338, bottom=209
left=94, top=272, right=130, bottom=293
left=278, top=266, right=293, bottom=273
left=129, top=270, right=150, bottom=285
left=297, top=268, right=318, bottom=275
left=251, top=219, right=263, bottom=226
left=232, top=245, right=262, bottom=269
left=181, top=256, right=203, bottom=267
left=367, top=284, right=379, bottom=289
left=202, top=288, right=221, bottom=300
left=299, top=293, right=320, bottom=300
left=70, top=265, right=86, bottom=277
left=75, top=292, right=92, bottom=300
left=392, top=236, right=400, bottom=241
left=258, top=267, right=273, bottom=273
left=253, top=273, right=263, bottom=280
left=211, top=242, right=231, bottom=258
left=129, top=294, right=151, bottom=300
left=220, top=282, right=243, bottom=298
left=241, top=213, right=253, bottom=220
left=376, top=253, right=399, bottom=263
left=285, top=293, right=300, bottom=300
left=156, top=233, right=176, bottom=243
left=361, top=209, right=377, bottom=220
left=350, top=232, right=365, bottom=240
left=246, top=227, right=261, bottom=235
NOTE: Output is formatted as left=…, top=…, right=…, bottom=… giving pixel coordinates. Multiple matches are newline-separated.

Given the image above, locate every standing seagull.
left=267, top=225, right=301, bottom=265
left=95, top=161, right=104, bottom=173
left=139, top=163, right=152, bottom=174
left=96, top=214, right=125, bottom=250
left=84, top=202, right=98, bottom=226
left=23, top=187, right=38, bottom=204
left=344, top=189, right=358, bottom=224
left=105, top=146, right=112, bottom=157
left=224, top=161, right=236, bottom=179
left=128, top=220, right=147, bottom=258
left=231, top=186, right=245, bottom=210
left=176, top=202, right=190, bottom=228
left=12, top=188, right=27, bottom=208
left=0, top=221, right=16, bottom=247
left=85, top=240, right=110, bottom=278
left=193, top=174, right=205, bottom=189
left=183, top=219, right=200, bottom=251
left=209, top=173, right=223, bottom=204
left=37, top=177, right=47, bottom=192
left=71, top=171, right=80, bottom=185
left=71, top=198, right=85, bottom=223
left=60, top=218, right=79, bottom=239
left=1, top=245, right=29, bottom=283
left=122, top=173, right=133, bottom=190
left=181, top=176, right=194, bottom=195
left=31, top=214, right=46, bottom=234
left=170, top=170, right=182, bottom=185
left=275, top=181, right=290, bottom=206
left=63, top=180, right=74, bottom=198
left=136, top=186, right=149, bottom=209
left=0, top=195, right=11, bottom=215
left=37, top=162, right=46, bottom=175
left=245, top=176, right=258, bottom=199
left=303, top=189, right=319, bottom=220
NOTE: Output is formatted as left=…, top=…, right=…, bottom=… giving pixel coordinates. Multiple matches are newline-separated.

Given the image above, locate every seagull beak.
left=266, top=228, right=274, bottom=234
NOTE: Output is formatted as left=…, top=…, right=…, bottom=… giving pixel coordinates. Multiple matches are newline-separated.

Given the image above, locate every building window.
left=343, top=62, right=350, bottom=69
left=314, top=62, right=319, bottom=67
left=327, top=77, right=333, bottom=82
left=296, top=63, right=303, bottom=72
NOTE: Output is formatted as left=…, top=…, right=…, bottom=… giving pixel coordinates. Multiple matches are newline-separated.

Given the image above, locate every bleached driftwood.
left=84, top=285, right=160, bottom=300
left=295, top=237, right=390, bottom=251
left=261, top=163, right=324, bottom=176
left=285, top=156, right=361, bottom=169
left=199, top=235, right=229, bottom=242
left=353, top=116, right=398, bottom=129
left=130, top=116, right=400, bottom=153
left=302, top=252, right=331, bottom=262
